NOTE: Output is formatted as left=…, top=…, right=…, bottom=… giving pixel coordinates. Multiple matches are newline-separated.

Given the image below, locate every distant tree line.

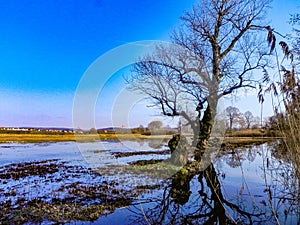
left=224, top=106, right=260, bottom=132
left=85, top=121, right=178, bottom=136
left=0, top=128, right=73, bottom=135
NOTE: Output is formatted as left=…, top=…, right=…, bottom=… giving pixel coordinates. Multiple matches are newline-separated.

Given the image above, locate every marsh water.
left=0, top=140, right=299, bottom=224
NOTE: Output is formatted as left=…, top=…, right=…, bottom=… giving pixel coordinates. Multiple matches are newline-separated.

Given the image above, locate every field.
left=0, top=133, right=172, bottom=143
left=0, top=129, right=278, bottom=145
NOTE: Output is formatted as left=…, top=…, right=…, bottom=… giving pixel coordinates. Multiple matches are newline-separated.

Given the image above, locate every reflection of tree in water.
left=224, top=151, right=244, bottom=168
left=128, top=144, right=299, bottom=225
left=133, top=139, right=167, bottom=149
left=148, top=139, right=166, bottom=150
left=170, top=163, right=264, bottom=224
left=130, top=163, right=265, bottom=225
left=216, top=147, right=248, bottom=168
left=222, top=143, right=300, bottom=221
left=263, top=143, right=300, bottom=220
left=246, top=147, right=257, bottom=162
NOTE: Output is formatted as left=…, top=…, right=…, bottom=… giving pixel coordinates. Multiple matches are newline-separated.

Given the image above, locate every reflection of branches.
left=261, top=145, right=282, bottom=225
left=148, top=139, right=166, bottom=150
left=125, top=144, right=300, bottom=225
left=246, top=147, right=257, bottom=162
left=224, top=152, right=244, bottom=168
left=129, top=162, right=265, bottom=225
left=202, top=164, right=264, bottom=224
left=261, top=144, right=300, bottom=224
left=223, top=144, right=299, bottom=224
left=217, top=146, right=247, bottom=168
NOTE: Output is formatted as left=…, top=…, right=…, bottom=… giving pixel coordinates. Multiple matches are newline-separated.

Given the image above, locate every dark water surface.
left=0, top=141, right=299, bottom=224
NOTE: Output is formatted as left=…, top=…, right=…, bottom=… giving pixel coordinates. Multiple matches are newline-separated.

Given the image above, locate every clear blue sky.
left=0, top=0, right=298, bottom=128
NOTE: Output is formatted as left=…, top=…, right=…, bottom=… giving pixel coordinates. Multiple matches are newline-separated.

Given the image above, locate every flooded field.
left=0, top=140, right=299, bottom=224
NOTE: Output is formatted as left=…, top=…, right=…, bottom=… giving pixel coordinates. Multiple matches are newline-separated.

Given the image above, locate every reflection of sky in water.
left=216, top=144, right=276, bottom=190
left=76, top=140, right=169, bottom=168
left=0, top=142, right=82, bottom=166
left=0, top=140, right=168, bottom=206
left=0, top=141, right=291, bottom=188
left=0, top=140, right=168, bottom=167
left=0, top=141, right=298, bottom=224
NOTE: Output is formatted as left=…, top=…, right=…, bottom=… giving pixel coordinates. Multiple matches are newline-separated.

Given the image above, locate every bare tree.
left=237, top=113, right=247, bottom=129
left=244, top=110, right=254, bottom=129
left=129, top=0, right=271, bottom=161
left=225, top=106, right=241, bottom=132
left=89, top=127, right=97, bottom=134
left=148, top=120, right=163, bottom=131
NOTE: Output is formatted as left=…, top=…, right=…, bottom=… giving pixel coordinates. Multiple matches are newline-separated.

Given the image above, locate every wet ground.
left=0, top=141, right=299, bottom=224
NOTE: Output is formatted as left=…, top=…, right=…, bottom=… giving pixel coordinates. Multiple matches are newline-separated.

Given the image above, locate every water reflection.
left=121, top=143, right=300, bottom=225
left=1, top=141, right=299, bottom=224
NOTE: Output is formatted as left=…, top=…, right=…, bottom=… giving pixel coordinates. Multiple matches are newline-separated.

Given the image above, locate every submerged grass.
left=0, top=200, right=115, bottom=224
left=125, top=160, right=182, bottom=179
left=112, top=149, right=170, bottom=158
left=0, top=160, right=137, bottom=224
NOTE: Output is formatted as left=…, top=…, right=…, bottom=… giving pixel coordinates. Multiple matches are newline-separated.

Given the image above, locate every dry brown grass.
left=0, top=133, right=173, bottom=143
left=227, top=129, right=266, bottom=137
left=0, top=129, right=277, bottom=146
left=0, top=133, right=76, bottom=143
left=223, top=137, right=276, bottom=146
left=223, top=129, right=278, bottom=147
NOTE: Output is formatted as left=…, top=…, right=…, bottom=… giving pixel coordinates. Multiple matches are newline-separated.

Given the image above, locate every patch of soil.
left=113, top=150, right=170, bottom=158
left=0, top=160, right=62, bottom=180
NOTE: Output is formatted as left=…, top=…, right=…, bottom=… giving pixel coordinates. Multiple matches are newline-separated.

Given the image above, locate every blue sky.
left=0, top=0, right=298, bottom=128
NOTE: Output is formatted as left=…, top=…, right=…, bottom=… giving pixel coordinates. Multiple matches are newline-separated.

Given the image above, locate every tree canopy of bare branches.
left=225, top=106, right=241, bottom=132
left=244, top=110, right=254, bottom=129
left=128, top=0, right=272, bottom=160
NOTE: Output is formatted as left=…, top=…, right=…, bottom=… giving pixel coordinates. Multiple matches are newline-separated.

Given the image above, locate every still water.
left=0, top=140, right=299, bottom=224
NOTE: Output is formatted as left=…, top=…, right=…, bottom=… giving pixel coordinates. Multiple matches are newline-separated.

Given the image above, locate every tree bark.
left=195, top=102, right=217, bottom=161
left=168, top=134, right=189, bottom=166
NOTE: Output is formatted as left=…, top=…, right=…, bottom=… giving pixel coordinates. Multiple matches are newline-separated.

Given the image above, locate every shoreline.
left=0, top=132, right=280, bottom=146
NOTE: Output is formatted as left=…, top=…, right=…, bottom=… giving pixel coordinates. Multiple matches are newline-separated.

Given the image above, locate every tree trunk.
left=195, top=103, right=216, bottom=161
left=229, top=118, right=233, bottom=132
left=168, top=134, right=188, bottom=166
left=168, top=101, right=217, bottom=164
